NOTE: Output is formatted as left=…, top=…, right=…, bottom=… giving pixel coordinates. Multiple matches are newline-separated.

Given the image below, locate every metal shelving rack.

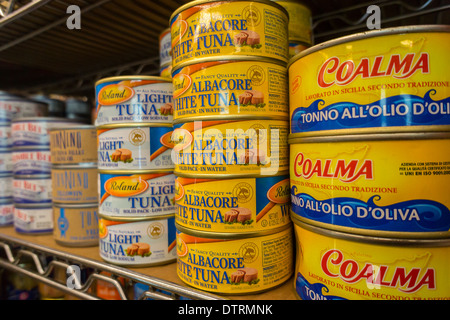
left=0, top=0, right=448, bottom=300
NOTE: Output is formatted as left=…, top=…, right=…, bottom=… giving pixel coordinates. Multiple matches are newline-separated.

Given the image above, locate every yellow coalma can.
left=289, top=25, right=450, bottom=136
left=170, top=0, right=289, bottom=69
left=172, top=119, right=289, bottom=177
left=176, top=223, right=293, bottom=295
left=292, top=218, right=450, bottom=300
left=175, top=174, right=290, bottom=235
left=172, top=56, right=288, bottom=123
left=289, top=132, right=450, bottom=239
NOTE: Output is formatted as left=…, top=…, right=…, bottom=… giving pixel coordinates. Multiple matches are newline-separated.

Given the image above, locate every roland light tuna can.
left=11, top=117, right=78, bottom=148
left=0, top=124, right=11, bottom=148
left=0, top=201, right=13, bottom=226
left=95, top=76, right=173, bottom=126
left=53, top=203, right=99, bottom=247
left=272, top=0, right=313, bottom=45
left=292, top=218, right=450, bottom=300
left=98, top=170, right=176, bottom=218
left=172, top=57, right=288, bottom=123
left=14, top=205, right=53, bottom=235
left=51, top=164, right=98, bottom=203
left=12, top=148, right=51, bottom=176
left=98, top=214, right=177, bottom=267
left=289, top=25, right=450, bottom=136
left=0, top=174, right=12, bottom=201
left=176, top=223, right=293, bottom=295
left=13, top=176, right=52, bottom=204
left=175, top=174, right=290, bottom=235
left=172, top=119, right=289, bottom=177
left=97, top=124, right=174, bottom=171
left=289, top=132, right=450, bottom=239
left=170, top=0, right=289, bottom=69
left=49, top=125, right=98, bottom=164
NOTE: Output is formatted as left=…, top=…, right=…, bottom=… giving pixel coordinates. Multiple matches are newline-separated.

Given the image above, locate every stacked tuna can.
left=288, top=25, right=450, bottom=300
left=49, top=125, right=99, bottom=247
left=159, top=28, right=172, bottom=79
left=170, top=0, right=295, bottom=295
left=94, top=75, right=177, bottom=267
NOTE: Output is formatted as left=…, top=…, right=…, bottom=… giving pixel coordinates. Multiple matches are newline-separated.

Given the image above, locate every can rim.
left=95, top=75, right=172, bottom=87
left=12, top=147, right=50, bottom=152
left=170, top=0, right=289, bottom=26
left=287, top=24, right=450, bottom=69
left=171, top=55, right=288, bottom=74
left=174, top=171, right=289, bottom=179
left=96, top=122, right=173, bottom=129
left=99, top=213, right=175, bottom=222
left=49, top=125, right=96, bottom=131
left=11, top=117, right=78, bottom=123
left=292, top=215, right=450, bottom=246
left=173, top=114, right=289, bottom=125
left=98, top=169, right=174, bottom=175
left=13, top=175, right=51, bottom=180
left=288, top=130, right=450, bottom=144
left=13, top=203, right=52, bottom=209
left=175, top=221, right=292, bottom=240
left=51, top=163, right=98, bottom=169
left=53, top=203, right=98, bottom=209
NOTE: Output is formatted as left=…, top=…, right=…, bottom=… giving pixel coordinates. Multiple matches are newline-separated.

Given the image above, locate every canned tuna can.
left=0, top=92, right=48, bottom=119
left=0, top=201, right=13, bottom=226
left=176, top=223, right=293, bottom=295
left=175, top=174, right=290, bottom=235
left=0, top=124, right=12, bottom=148
left=292, top=218, right=450, bottom=300
left=98, top=170, right=176, bottom=218
left=170, top=0, right=289, bottom=69
left=98, top=214, right=177, bottom=267
left=14, top=205, right=53, bottom=235
left=51, top=164, right=98, bottom=203
left=49, top=125, right=98, bottom=164
left=11, top=117, right=79, bottom=148
left=97, top=124, right=174, bottom=171
left=289, top=41, right=310, bottom=58
left=172, top=57, right=288, bottom=123
left=0, top=174, right=12, bottom=201
left=273, top=0, right=313, bottom=45
left=159, top=28, right=172, bottom=68
left=95, top=76, right=173, bottom=126
left=289, top=25, right=450, bottom=137
left=12, top=176, right=52, bottom=204
left=172, top=119, right=289, bottom=177
left=12, top=148, right=51, bottom=176
left=0, top=149, right=12, bottom=174
left=289, top=132, right=450, bottom=239
left=160, top=63, right=172, bottom=79
left=53, top=203, right=99, bottom=247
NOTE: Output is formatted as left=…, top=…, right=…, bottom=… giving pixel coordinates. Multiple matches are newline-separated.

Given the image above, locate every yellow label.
left=275, top=0, right=312, bottom=44
left=293, top=222, right=450, bottom=300
left=97, top=84, right=134, bottom=106
left=175, top=175, right=291, bottom=234
left=176, top=226, right=293, bottom=294
left=172, top=60, right=288, bottom=122
left=172, top=120, right=289, bottom=177
left=289, top=137, right=450, bottom=238
left=289, top=31, right=450, bottom=135
left=170, top=1, right=289, bottom=68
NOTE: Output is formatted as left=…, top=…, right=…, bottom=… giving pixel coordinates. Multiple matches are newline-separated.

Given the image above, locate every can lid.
left=173, top=114, right=288, bottom=125
left=288, top=24, right=450, bottom=69
left=174, top=170, right=289, bottom=179
left=11, top=117, right=78, bottom=123
left=99, top=212, right=175, bottom=222
left=95, top=75, right=172, bottom=87
left=13, top=203, right=52, bottom=209
left=52, top=163, right=97, bottom=169
left=98, top=169, right=174, bottom=175
left=96, top=122, right=173, bottom=129
left=53, top=202, right=98, bottom=209
left=49, top=124, right=96, bottom=131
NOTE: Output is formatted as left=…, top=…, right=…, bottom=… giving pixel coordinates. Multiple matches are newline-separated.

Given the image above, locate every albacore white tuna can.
left=0, top=92, right=48, bottom=119
left=98, top=214, right=177, bottom=267
left=12, top=148, right=51, bottom=176
left=0, top=174, right=12, bottom=201
left=0, top=124, right=12, bottom=148
left=11, top=117, right=79, bottom=148
left=0, top=201, right=13, bottom=226
left=97, top=124, right=174, bottom=171
left=0, top=149, right=12, bottom=174
left=95, top=76, right=173, bottom=126
left=14, top=205, right=53, bottom=235
left=12, top=176, right=52, bottom=205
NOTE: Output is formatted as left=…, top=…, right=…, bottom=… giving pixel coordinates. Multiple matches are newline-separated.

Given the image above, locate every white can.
left=12, top=117, right=78, bottom=148
left=0, top=124, right=12, bottom=148
left=12, top=176, right=52, bottom=205
left=0, top=201, right=13, bottom=226
left=97, top=124, right=174, bottom=171
left=0, top=149, right=12, bottom=174
left=159, top=28, right=172, bottom=67
left=99, top=214, right=177, bottom=267
left=12, top=148, right=51, bottom=176
left=14, top=206, right=53, bottom=235
left=0, top=174, right=13, bottom=201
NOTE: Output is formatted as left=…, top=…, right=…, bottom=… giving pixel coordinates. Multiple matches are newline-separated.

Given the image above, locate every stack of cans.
left=169, top=0, right=295, bottom=295
left=49, top=125, right=99, bottom=247
left=288, top=25, right=450, bottom=300
left=95, top=75, right=177, bottom=267
left=11, top=117, right=74, bottom=235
